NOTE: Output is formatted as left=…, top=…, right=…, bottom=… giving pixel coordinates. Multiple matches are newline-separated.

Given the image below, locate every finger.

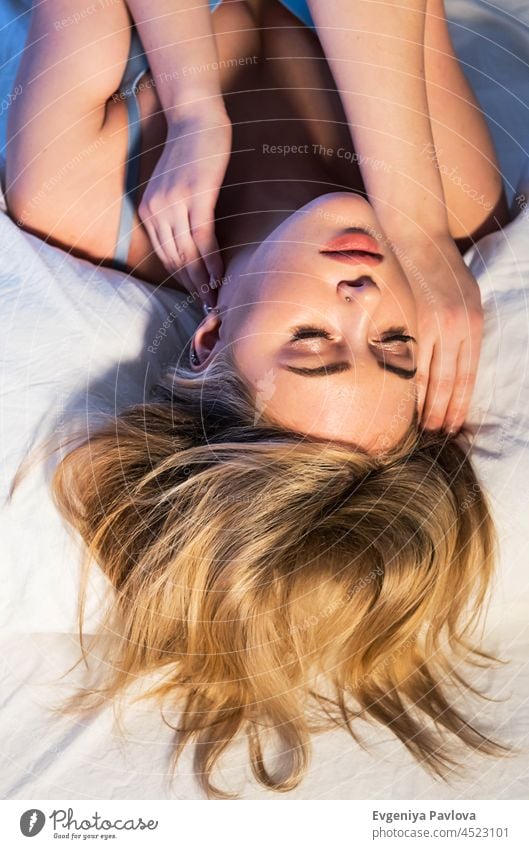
left=188, top=206, right=222, bottom=306
left=421, top=341, right=460, bottom=431
left=143, top=219, right=174, bottom=274
left=138, top=195, right=176, bottom=271
left=156, top=206, right=202, bottom=299
left=155, top=204, right=191, bottom=272
left=204, top=231, right=224, bottom=285
left=189, top=202, right=224, bottom=284
left=174, top=224, right=211, bottom=304
left=155, top=219, right=181, bottom=272
left=145, top=218, right=198, bottom=299
left=415, top=335, right=434, bottom=421
left=194, top=229, right=223, bottom=305
left=189, top=228, right=221, bottom=307
left=442, top=335, right=481, bottom=434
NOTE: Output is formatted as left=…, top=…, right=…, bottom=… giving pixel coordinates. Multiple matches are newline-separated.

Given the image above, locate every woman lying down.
left=5, top=0, right=513, bottom=797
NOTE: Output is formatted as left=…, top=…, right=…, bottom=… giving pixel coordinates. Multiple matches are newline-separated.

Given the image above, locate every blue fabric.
left=111, top=92, right=143, bottom=272
left=210, top=0, right=314, bottom=27
left=111, top=29, right=149, bottom=272
left=267, top=0, right=314, bottom=28
left=0, top=1, right=33, bottom=183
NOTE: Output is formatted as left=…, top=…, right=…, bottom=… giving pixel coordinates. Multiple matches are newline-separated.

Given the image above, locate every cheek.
left=232, top=336, right=259, bottom=374
left=232, top=334, right=278, bottom=394
left=374, top=391, right=417, bottom=451
left=404, top=288, right=418, bottom=327
left=395, top=277, right=418, bottom=324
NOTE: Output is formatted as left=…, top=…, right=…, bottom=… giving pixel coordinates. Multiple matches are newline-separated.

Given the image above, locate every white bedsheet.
left=0, top=0, right=528, bottom=801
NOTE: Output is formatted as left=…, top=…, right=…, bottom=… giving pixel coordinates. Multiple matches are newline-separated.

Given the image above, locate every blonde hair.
left=13, top=348, right=509, bottom=797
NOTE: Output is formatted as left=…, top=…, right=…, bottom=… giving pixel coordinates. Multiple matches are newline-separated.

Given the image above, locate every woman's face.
left=194, top=193, right=419, bottom=452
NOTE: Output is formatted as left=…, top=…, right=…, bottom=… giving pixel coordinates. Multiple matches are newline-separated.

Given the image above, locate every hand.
left=392, top=232, right=483, bottom=434
left=138, top=105, right=232, bottom=306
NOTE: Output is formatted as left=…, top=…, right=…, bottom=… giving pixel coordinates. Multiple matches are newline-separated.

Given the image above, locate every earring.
left=345, top=295, right=351, bottom=302
left=203, top=305, right=220, bottom=316
left=190, top=346, right=200, bottom=366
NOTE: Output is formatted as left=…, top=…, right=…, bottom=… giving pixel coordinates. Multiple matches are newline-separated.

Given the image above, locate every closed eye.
left=283, top=324, right=417, bottom=380
left=372, top=326, right=416, bottom=356
left=289, top=325, right=333, bottom=342
left=381, top=333, right=414, bottom=343
left=371, top=326, right=416, bottom=379
left=374, top=326, right=416, bottom=345
left=289, top=325, right=416, bottom=345
left=376, top=337, right=414, bottom=355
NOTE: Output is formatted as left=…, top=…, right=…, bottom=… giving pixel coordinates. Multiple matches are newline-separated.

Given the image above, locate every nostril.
left=341, top=276, right=376, bottom=288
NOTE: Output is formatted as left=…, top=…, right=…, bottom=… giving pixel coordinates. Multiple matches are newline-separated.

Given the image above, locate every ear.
left=190, top=313, right=222, bottom=371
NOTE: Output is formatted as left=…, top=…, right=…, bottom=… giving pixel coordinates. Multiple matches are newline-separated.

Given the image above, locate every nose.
left=337, top=276, right=381, bottom=308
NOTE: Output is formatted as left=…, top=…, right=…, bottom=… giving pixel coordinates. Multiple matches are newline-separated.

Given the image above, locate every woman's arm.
left=307, top=0, right=484, bottom=434
left=127, top=0, right=232, bottom=303
left=127, top=0, right=225, bottom=119
left=306, top=0, right=447, bottom=241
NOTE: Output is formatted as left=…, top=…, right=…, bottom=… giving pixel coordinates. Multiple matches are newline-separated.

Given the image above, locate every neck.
left=215, top=38, right=365, bottom=276
left=219, top=179, right=328, bottom=274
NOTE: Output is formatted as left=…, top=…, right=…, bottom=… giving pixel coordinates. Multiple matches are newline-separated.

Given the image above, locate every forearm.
left=307, top=0, right=449, bottom=242
left=126, top=0, right=226, bottom=122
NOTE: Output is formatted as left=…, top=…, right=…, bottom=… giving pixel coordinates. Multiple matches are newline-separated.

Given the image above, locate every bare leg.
left=5, top=0, right=260, bottom=283
left=424, top=0, right=510, bottom=251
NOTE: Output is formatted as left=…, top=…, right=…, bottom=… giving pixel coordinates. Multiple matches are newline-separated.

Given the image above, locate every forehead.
left=258, top=366, right=418, bottom=451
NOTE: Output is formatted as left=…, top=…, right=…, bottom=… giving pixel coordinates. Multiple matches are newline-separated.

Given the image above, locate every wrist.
left=164, top=96, right=229, bottom=131
left=384, top=223, right=454, bottom=256
left=372, top=200, right=450, bottom=252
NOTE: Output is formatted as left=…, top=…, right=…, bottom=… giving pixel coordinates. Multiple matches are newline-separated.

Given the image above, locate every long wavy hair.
left=10, top=347, right=509, bottom=798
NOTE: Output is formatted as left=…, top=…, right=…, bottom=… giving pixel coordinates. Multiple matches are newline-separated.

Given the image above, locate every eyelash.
left=289, top=326, right=415, bottom=344
left=379, top=332, right=414, bottom=344
left=290, top=325, right=333, bottom=341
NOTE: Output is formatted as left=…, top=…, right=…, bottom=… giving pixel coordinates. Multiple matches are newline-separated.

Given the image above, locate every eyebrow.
left=377, top=361, right=417, bottom=380
left=283, top=362, right=351, bottom=376
left=283, top=361, right=417, bottom=380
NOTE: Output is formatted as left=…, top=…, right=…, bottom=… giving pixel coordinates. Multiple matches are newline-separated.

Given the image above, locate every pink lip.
left=319, top=231, right=383, bottom=266
left=320, top=251, right=382, bottom=267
